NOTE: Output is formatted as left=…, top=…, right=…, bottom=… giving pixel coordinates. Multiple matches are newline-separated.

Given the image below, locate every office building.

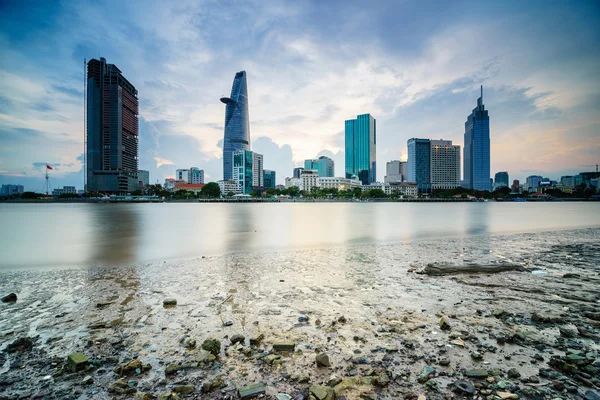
left=264, top=170, right=276, bottom=189
left=511, top=179, right=520, bottom=193
left=384, top=160, right=406, bottom=184
left=304, top=156, right=334, bottom=177
left=300, top=170, right=319, bottom=193
left=430, top=140, right=460, bottom=189
left=1, top=184, right=24, bottom=196
left=52, top=186, right=77, bottom=196
left=221, top=71, right=251, bottom=181
left=526, top=175, right=543, bottom=192
left=463, top=86, right=490, bottom=191
left=494, top=172, right=509, bottom=190
left=189, top=168, right=204, bottom=184
left=233, top=149, right=263, bottom=194
left=217, top=179, right=241, bottom=195
left=137, top=170, right=149, bottom=187
left=87, top=58, right=139, bottom=194
left=293, top=167, right=304, bottom=179
left=407, top=138, right=431, bottom=192
left=345, top=114, right=376, bottom=184
left=176, top=169, right=190, bottom=182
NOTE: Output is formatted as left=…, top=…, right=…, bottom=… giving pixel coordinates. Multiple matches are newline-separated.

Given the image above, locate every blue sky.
left=1, top=0, right=599, bottom=191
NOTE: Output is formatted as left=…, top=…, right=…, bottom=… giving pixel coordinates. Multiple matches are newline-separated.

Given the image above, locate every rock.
left=201, top=338, right=221, bottom=356
left=196, top=349, right=216, bottom=364
left=439, top=317, right=451, bottom=330
left=373, top=373, right=390, bottom=387
left=493, top=309, right=506, bottom=317
left=81, top=375, right=94, bottom=385
left=276, top=395, right=292, bottom=400
left=507, top=368, right=521, bottom=378
left=250, top=333, right=264, bottom=345
left=238, top=382, right=266, bottom=399
left=471, top=351, right=483, bottom=360
left=338, top=316, right=347, bottom=323
left=113, top=359, right=151, bottom=376
left=465, top=369, right=488, bottom=379
left=6, top=337, right=33, bottom=353
left=316, top=353, right=331, bottom=367
left=1, top=293, right=17, bottom=303
left=451, top=338, right=465, bottom=347
left=439, top=359, right=450, bottom=366
left=497, top=392, right=519, bottom=399
left=230, top=334, right=245, bottom=344
left=585, top=391, right=600, bottom=400
left=265, top=354, right=281, bottom=365
left=173, top=384, right=194, bottom=394
left=163, top=298, right=177, bottom=306
left=452, top=380, right=475, bottom=394
left=223, top=320, right=234, bottom=326
left=298, top=315, right=309, bottom=322
left=67, top=352, right=89, bottom=372
left=559, top=326, right=578, bottom=338
left=531, top=311, right=564, bottom=324
left=165, top=363, right=180, bottom=375
left=309, top=385, right=335, bottom=400
left=273, top=342, right=296, bottom=352
left=417, top=366, right=436, bottom=383
left=420, top=262, right=524, bottom=275
left=184, top=338, right=196, bottom=349
left=562, top=273, right=580, bottom=278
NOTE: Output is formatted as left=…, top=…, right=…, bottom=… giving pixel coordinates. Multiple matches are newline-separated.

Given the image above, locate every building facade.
left=189, top=167, right=204, bottom=184
left=87, top=58, right=139, bottom=194
left=463, top=86, right=490, bottom=191
left=172, top=183, right=205, bottom=194
left=345, top=114, right=376, bottom=184
left=233, top=149, right=263, bottom=194
left=304, top=156, right=334, bottom=177
left=430, top=140, right=460, bottom=189
left=511, top=179, right=520, bottom=193
left=317, top=177, right=361, bottom=191
left=300, top=170, right=319, bottom=193
left=52, top=186, right=77, bottom=196
left=285, top=177, right=302, bottom=189
left=293, top=167, right=304, bottom=179
left=384, top=160, right=406, bottom=184
left=0, top=184, right=24, bottom=196
left=494, top=171, right=509, bottom=190
left=264, top=170, right=276, bottom=189
left=164, top=178, right=187, bottom=191
left=525, top=175, right=543, bottom=192
left=407, top=138, right=431, bottom=192
left=176, top=169, right=190, bottom=182
left=217, top=179, right=241, bottom=195
left=221, top=71, right=251, bottom=181
left=137, top=170, right=149, bottom=188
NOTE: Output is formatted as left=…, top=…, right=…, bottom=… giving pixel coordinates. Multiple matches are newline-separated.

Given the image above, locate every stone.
left=273, top=342, right=296, bottom=352
left=585, top=391, right=600, bottom=400
left=531, top=311, right=564, bottom=324
left=67, top=352, right=88, bottom=372
left=559, top=326, right=578, bottom=338
left=114, top=359, right=141, bottom=375
left=309, top=385, right=335, bottom=400
left=451, top=338, right=465, bottom=347
left=163, top=298, right=177, bottom=306
left=81, top=375, right=94, bottom=385
left=493, top=309, right=506, bottom=317
left=439, top=359, right=451, bottom=366
left=184, top=338, right=196, bottom=349
left=316, top=353, right=331, bottom=367
left=238, top=382, right=266, bottom=399
left=165, top=363, right=180, bottom=375
left=196, top=349, right=216, bottom=364
left=230, top=334, right=245, bottom=344
left=265, top=354, right=281, bottom=365
left=507, top=368, right=521, bottom=378
left=173, top=384, right=194, bottom=394
left=223, top=320, right=233, bottom=326
left=417, top=366, right=436, bottom=383
left=439, top=317, right=451, bottom=330
left=250, top=333, right=264, bottom=345
left=298, top=315, right=309, bottom=322
left=452, top=380, right=475, bottom=394
left=1, top=293, right=17, bottom=303
left=276, top=395, right=292, bottom=400
left=497, top=392, right=519, bottom=399
left=465, top=369, right=488, bottom=379
left=201, top=338, right=221, bottom=356
left=338, top=315, right=347, bottom=323
left=6, top=337, right=33, bottom=353
left=471, top=351, right=483, bottom=360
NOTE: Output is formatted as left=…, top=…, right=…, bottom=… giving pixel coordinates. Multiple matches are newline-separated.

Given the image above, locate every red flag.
left=46, top=165, right=53, bottom=170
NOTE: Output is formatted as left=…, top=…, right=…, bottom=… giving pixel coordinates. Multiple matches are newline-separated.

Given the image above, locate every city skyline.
left=0, top=1, right=599, bottom=191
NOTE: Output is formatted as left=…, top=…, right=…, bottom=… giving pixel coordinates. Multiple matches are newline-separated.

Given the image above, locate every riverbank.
left=0, top=228, right=599, bottom=399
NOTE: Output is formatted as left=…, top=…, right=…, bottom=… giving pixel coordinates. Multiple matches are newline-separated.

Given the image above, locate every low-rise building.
left=217, top=179, right=241, bottom=195
left=317, top=177, right=361, bottom=191
left=164, top=178, right=187, bottom=191
left=285, top=177, right=302, bottom=189
left=300, top=170, right=319, bottom=193
left=1, top=184, right=24, bottom=196
left=52, top=186, right=77, bottom=196
left=173, top=183, right=205, bottom=194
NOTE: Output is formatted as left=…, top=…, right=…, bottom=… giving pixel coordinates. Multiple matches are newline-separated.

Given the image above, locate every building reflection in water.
left=88, top=204, right=140, bottom=267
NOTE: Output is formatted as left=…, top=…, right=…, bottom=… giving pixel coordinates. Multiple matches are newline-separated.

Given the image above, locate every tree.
left=367, top=188, right=386, bottom=198
left=250, top=190, right=260, bottom=198
left=352, top=187, right=362, bottom=198
left=227, top=191, right=235, bottom=197
left=200, top=182, right=221, bottom=198
left=287, top=186, right=300, bottom=197
left=131, top=189, right=143, bottom=196
left=265, top=188, right=277, bottom=196
left=21, top=192, right=40, bottom=199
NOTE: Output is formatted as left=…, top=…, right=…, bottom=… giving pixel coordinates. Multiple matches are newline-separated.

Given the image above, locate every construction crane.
left=578, top=164, right=598, bottom=173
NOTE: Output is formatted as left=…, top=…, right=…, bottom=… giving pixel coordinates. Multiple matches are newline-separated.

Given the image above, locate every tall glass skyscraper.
left=221, top=71, right=251, bottom=181
left=407, top=138, right=431, bottom=192
left=345, top=114, right=376, bottom=184
left=463, top=86, right=490, bottom=191
left=304, top=156, right=334, bottom=177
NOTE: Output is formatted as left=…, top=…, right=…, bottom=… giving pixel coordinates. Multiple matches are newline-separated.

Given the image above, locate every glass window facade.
left=407, top=138, right=431, bottom=192
left=464, top=86, right=490, bottom=191
left=263, top=170, right=276, bottom=189
left=304, top=156, right=334, bottom=177
left=222, top=71, right=251, bottom=181
left=345, top=114, right=376, bottom=184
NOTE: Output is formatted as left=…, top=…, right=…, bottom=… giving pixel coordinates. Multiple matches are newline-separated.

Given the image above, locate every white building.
left=317, top=177, right=361, bottom=191
left=176, top=169, right=190, bottom=182
left=285, top=177, right=302, bottom=189
left=164, top=178, right=187, bottom=191
left=300, top=170, right=319, bottom=193
left=52, top=186, right=77, bottom=196
left=189, top=167, right=204, bottom=184
left=430, top=140, right=460, bottom=190
left=384, top=160, right=406, bottom=184
left=389, top=182, right=418, bottom=197
left=217, top=179, right=241, bottom=195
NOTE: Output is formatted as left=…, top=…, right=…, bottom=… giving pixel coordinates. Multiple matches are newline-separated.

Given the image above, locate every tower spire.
left=481, top=85, right=483, bottom=102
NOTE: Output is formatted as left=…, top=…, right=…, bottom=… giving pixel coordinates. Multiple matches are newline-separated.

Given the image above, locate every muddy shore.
left=1, top=228, right=599, bottom=399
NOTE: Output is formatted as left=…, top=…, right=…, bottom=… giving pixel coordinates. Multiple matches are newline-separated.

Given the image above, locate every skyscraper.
left=304, top=156, right=334, bottom=177
left=345, top=114, right=376, bottom=184
left=407, top=138, right=431, bottom=192
left=264, top=170, right=276, bottom=189
left=494, top=171, right=509, bottom=190
left=87, top=58, right=139, bottom=193
left=221, top=71, right=251, bottom=181
left=384, top=160, right=406, bottom=184
left=233, top=149, right=263, bottom=194
left=293, top=167, right=304, bottom=179
left=430, top=140, right=461, bottom=190
left=463, top=86, right=490, bottom=191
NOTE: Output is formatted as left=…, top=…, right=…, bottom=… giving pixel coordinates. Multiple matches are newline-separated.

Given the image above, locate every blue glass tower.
left=463, top=86, right=490, bottom=191
left=221, top=71, right=251, bottom=181
left=345, top=114, right=376, bottom=184
left=407, top=138, right=431, bottom=192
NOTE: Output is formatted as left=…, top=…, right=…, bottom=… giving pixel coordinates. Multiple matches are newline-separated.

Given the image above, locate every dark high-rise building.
left=293, top=167, right=304, bottom=178
left=221, top=71, right=251, bottom=181
left=87, top=58, right=139, bottom=193
left=407, top=138, right=431, bottom=192
left=264, top=170, right=276, bottom=189
left=494, top=171, right=509, bottom=190
left=463, top=86, right=490, bottom=191
left=345, top=114, right=376, bottom=184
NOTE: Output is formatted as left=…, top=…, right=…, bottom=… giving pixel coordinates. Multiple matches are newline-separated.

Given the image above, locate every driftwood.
left=418, top=262, right=525, bottom=275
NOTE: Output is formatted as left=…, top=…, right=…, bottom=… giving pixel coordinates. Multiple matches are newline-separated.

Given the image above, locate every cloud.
left=252, top=136, right=295, bottom=184
left=153, top=157, right=174, bottom=168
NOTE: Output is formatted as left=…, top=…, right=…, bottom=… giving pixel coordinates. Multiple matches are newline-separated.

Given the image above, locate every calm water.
left=0, top=202, right=599, bottom=270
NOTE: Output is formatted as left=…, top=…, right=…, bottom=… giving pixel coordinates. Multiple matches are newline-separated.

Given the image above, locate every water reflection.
left=88, top=205, right=140, bottom=267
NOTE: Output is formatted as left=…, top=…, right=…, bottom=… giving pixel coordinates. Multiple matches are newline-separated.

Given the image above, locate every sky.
left=0, top=0, right=599, bottom=191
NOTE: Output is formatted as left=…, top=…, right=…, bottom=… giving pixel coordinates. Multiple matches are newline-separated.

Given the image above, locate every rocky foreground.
left=0, top=228, right=599, bottom=399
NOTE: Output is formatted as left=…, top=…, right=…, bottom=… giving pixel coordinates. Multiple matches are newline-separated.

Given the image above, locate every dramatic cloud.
left=0, top=0, right=599, bottom=191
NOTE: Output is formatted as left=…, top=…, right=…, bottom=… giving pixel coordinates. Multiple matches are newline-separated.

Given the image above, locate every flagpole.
left=45, top=166, right=49, bottom=195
